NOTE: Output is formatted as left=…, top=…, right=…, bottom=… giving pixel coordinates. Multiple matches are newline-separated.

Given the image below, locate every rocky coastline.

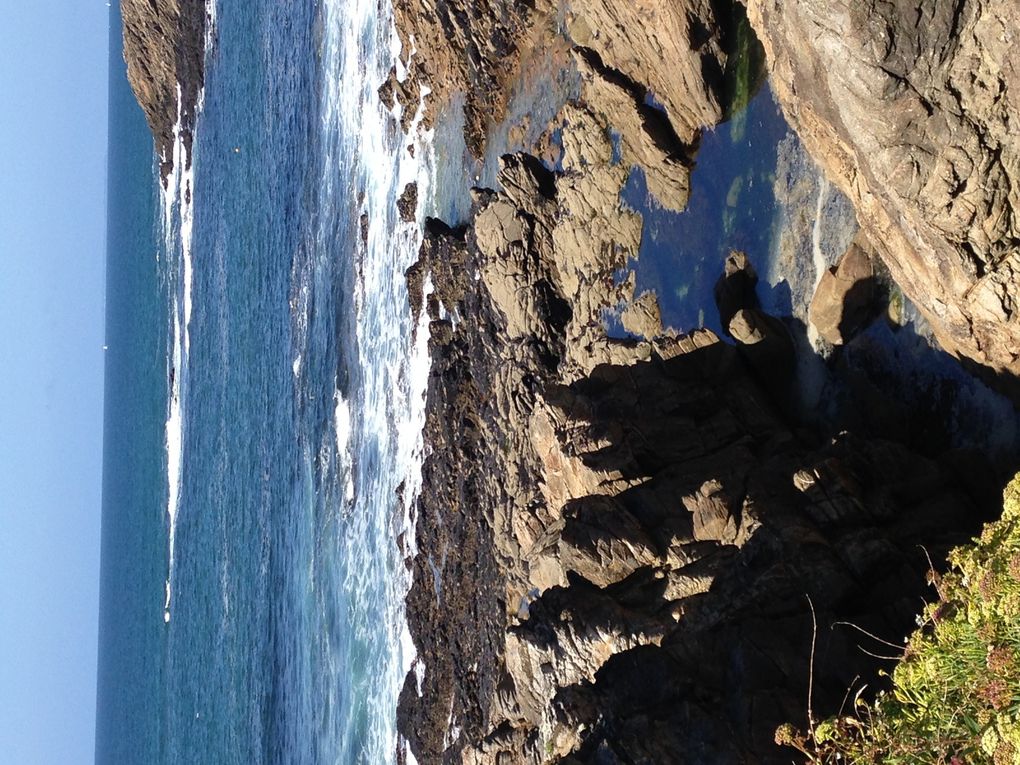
left=392, top=0, right=1020, bottom=762
left=397, top=141, right=999, bottom=765
left=115, top=0, right=1020, bottom=761
left=120, top=0, right=208, bottom=182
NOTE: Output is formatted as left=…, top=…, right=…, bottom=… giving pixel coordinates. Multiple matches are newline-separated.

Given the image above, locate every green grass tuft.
left=778, top=475, right=1020, bottom=764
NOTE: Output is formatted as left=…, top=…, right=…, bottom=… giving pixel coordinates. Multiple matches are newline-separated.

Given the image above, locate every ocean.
left=95, top=1, right=432, bottom=763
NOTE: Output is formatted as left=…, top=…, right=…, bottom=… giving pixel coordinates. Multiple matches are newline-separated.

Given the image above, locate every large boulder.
left=809, top=232, right=882, bottom=345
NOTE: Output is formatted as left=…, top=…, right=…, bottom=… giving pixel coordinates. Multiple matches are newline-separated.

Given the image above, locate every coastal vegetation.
left=778, top=475, right=1020, bottom=764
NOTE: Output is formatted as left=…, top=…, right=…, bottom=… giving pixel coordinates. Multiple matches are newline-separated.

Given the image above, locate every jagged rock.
left=566, top=51, right=694, bottom=210
left=120, top=0, right=208, bottom=182
left=746, top=0, right=1020, bottom=390
left=379, top=65, right=424, bottom=133
left=399, top=150, right=992, bottom=764
left=391, top=0, right=536, bottom=154
left=809, top=232, right=882, bottom=345
left=397, top=182, right=418, bottom=223
left=728, top=308, right=769, bottom=345
left=396, top=4, right=1004, bottom=763
left=714, top=250, right=759, bottom=335
left=620, top=290, right=662, bottom=339
left=565, top=0, right=729, bottom=146
left=392, top=0, right=733, bottom=165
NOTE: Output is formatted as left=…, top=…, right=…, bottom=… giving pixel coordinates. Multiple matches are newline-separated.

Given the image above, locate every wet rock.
left=397, top=182, right=418, bottom=223
left=377, top=72, right=396, bottom=110
left=378, top=65, right=424, bottom=133
left=809, top=232, right=882, bottom=345
left=391, top=0, right=535, bottom=155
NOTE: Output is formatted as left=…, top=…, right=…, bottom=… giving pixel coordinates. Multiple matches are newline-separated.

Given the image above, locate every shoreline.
left=112, top=0, right=1020, bottom=761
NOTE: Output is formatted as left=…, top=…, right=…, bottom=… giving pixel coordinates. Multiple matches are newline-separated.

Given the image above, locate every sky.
left=0, top=2, right=110, bottom=762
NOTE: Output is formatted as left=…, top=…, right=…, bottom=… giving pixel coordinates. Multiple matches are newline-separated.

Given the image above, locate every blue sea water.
left=96, top=2, right=431, bottom=763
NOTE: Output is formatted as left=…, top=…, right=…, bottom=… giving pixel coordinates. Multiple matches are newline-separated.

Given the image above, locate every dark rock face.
left=397, top=182, right=419, bottom=223
left=746, top=0, right=1020, bottom=391
left=398, top=154, right=995, bottom=764
left=120, top=0, right=208, bottom=183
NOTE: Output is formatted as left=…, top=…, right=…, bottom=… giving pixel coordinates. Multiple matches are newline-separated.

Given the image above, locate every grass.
left=777, top=474, right=1020, bottom=764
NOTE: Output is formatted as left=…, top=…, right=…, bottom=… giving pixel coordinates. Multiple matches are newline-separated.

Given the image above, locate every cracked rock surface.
left=398, top=149, right=995, bottom=764
left=746, top=0, right=1020, bottom=391
left=121, top=0, right=207, bottom=182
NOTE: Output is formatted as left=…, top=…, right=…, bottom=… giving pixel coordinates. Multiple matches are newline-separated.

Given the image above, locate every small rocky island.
left=120, top=0, right=207, bottom=181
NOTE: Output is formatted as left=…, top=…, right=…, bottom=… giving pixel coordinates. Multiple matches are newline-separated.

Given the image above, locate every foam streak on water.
left=315, top=0, right=432, bottom=760
left=160, top=1, right=216, bottom=624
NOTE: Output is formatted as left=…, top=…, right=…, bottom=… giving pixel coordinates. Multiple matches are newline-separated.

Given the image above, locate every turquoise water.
left=96, top=2, right=430, bottom=763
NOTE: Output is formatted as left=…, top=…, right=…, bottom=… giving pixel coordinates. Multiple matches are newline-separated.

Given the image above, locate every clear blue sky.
left=0, top=2, right=109, bottom=762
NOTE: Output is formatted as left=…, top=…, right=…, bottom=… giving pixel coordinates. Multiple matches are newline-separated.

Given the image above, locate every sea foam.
left=317, top=0, right=434, bottom=759
left=160, top=0, right=215, bottom=624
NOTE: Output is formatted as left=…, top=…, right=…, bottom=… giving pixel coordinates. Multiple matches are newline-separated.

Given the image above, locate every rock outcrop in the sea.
left=397, top=182, right=419, bottom=223
left=120, top=0, right=208, bottom=182
left=745, top=0, right=1020, bottom=390
left=399, top=149, right=995, bottom=763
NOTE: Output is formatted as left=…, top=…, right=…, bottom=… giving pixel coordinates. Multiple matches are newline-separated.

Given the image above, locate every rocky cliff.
left=745, top=0, right=1020, bottom=392
left=399, top=148, right=996, bottom=763
left=120, top=0, right=207, bottom=182
left=390, top=0, right=735, bottom=160
left=391, top=0, right=1019, bottom=761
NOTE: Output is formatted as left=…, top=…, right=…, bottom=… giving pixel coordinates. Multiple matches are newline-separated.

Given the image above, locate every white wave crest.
left=160, top=3, right=213, bottom=624
left=318, top=0, right=435, bottom=760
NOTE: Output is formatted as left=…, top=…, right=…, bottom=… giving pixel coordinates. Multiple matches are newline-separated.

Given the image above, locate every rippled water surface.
left=97, top=1, right=431, bottom=762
